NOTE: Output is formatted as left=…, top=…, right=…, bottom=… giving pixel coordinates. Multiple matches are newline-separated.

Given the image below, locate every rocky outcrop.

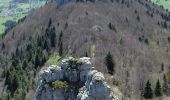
left=35, top=57, right=119, bottom=100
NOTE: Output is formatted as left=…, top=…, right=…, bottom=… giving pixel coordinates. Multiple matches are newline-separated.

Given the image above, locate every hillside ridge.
left=0, top=0, right=170, bottom=99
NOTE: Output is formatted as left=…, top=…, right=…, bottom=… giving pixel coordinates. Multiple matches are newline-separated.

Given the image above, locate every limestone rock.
left=35, top=57, right=119, bottom=100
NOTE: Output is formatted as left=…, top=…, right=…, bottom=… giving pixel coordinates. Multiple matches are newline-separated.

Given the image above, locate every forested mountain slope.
left=0, top=0, right=170, bottom=99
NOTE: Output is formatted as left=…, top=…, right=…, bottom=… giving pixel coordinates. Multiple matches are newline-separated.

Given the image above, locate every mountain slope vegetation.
left=0, top=0, right=170, bottom=99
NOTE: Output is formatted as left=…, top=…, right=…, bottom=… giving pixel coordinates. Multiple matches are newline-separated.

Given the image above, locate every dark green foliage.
left=161, top=63, right=164, bottom=72
left=2, top=42, right=5, bottom=49
left=67, top=58, right=83, bottom=71
left=108, top=23, right=117, bottom=32
left=65, top=22, right=68, bottom=29
left=85, top=51, right=88, bottom=57
left=48, top=18, right=52, bottom=27
left=9, top=74, right=19, bottom=95
left=34, top=54, right=40, bottom=69
left=138, top=37, right=143, bottom=42
left=105, top=52, right=115, bottom=74
left=167, top=68, right=170, bottom=82
left=144, top=38, right=149, bottom=44
left=163, top=74, right=168, bottom=93
left=138, top=35, right=149, bottom=45
left=168, top=37, right=170, bottom=43
left=58, top=31, right=63, bottom=56
left=1, top=20, right=58, bottom=99
left=22, top=60, right=27, bottom=70
left=50, top=27, right=56, bottom=47
left=143, top=80, right=153, bottom=99
left=137, top=15, right=140, bottom=21
left=155, top=80, right=162, bottom=97
left=45, top=26, right=56, bottom=47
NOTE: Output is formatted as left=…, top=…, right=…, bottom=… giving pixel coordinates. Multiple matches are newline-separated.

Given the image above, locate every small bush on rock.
left=67, top=58, right=83, bottom=71
left=51, top=80, right=68, bottom=89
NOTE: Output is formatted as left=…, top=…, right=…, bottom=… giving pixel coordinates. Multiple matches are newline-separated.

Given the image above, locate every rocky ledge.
left=35, top=57, right=119, bottom=100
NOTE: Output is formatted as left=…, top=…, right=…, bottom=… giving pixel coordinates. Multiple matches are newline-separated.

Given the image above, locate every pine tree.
left=143, top=80, right=153, bottom=99
left=161, top=63, right=164, bottom=72
left=50, top=27, right=56, bottom=47
left=59, top=42, right=63, bottom=57
left=58, top=31, right=63, bottom=56
left=155, top=80, right=162, bottom=97
left=11, top=74, right=19, bottom=95
left=34, top=54, right=40, bottom=69
left=85, top=51, right=88, bottom=57
left=22, top=60, right=27, bottom=70
left=48, top=18, right=52, bottom=27
left=163, top=74, right=168, bottom=93
left=2, top=42, right=5, bottom=49
left=105, top=52, right=115, bottom=74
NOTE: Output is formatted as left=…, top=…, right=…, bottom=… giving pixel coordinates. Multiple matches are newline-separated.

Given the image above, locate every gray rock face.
left=35, top=57, right=119, bottom=100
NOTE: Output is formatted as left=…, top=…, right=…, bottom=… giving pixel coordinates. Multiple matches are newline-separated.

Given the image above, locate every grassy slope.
left=151, top=0, right=170, bottom=11
left=0, top=0, right=46, bottom=35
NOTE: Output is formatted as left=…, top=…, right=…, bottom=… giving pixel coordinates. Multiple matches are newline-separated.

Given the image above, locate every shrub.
left=51, top=80, right=68, bottom=89
left=108, top=23, right=117, bottom=32
left=67, top=58, right=82, bottom=71
left=105, top=52, right=115, bottom=74
left=143, top=80, right=153, bottom=99
left=155, top=80, right=162, bottom=97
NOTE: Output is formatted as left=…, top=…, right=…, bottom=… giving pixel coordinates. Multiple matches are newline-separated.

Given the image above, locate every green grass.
left=47, top=54, right=61, bottom=65
left=0, top=0, right=46, bottom=35
left=0, top=17, right=13, bottom=34
left=151, top=0, right=170, bottom=11
left=0, top=0, right=10, bottom=3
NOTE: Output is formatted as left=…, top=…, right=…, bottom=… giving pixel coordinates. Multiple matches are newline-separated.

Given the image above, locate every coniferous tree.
left=50, top=27, right=56, bottom=47
left=143, top=80, right=153, bottom=99
left=163, top=21, right=167, bottom=28
left=155, top=80, right=162, bottom=97
left=5, top=69, right=10, bottom=85
left=85, top=51, right=88, bottom=57
left=163, top=74, right=168, bottom=93
left=22, top=60, right=27, bottom=70
left=37, top=36, right=42, bottom=47
left=34, top=54, right=40, bottom=69
left=11, top=74, right=19, bottom=95
left=2, top=42, right=5, bottom=49
left=161, top=63, right=164, bottom=72
left=58, top=31, right=63, bottom=56
left=48, top=18, right=52, bottom=27
left=43, top=38, right=50, bottom=51
left=59, top=42, right=63, bottom=57
left=105, top=52, right=115, bottom=74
